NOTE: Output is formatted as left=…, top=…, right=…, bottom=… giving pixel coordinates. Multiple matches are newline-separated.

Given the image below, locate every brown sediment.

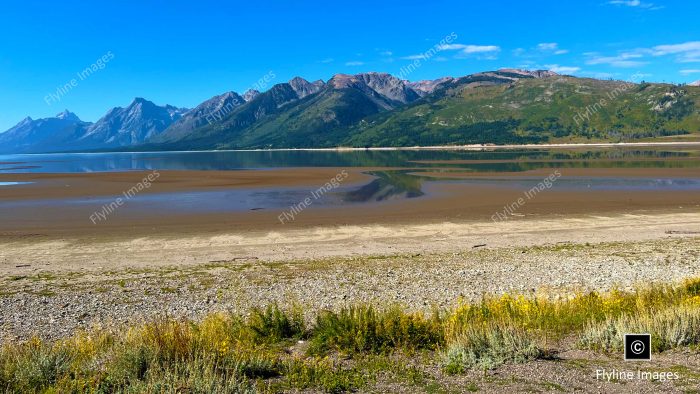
left=416, top=166, right=700, bottom=178
left=409, top=157, right=700, bottom=165
left=0, top=168, right=373, bottom=201
left=0, top=167, right=699, bottom=239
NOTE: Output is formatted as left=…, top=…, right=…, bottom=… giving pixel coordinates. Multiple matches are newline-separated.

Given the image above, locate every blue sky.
left=0, top=0, right=699, bottom=131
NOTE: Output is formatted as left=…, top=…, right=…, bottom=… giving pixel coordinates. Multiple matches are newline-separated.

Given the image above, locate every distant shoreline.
left=5, top=141, right=700, bottom=156
left=269, top=141, right=700, bottom=152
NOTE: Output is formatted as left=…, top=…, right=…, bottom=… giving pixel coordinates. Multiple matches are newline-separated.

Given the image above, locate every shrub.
left=579, top=305, right=700, bottom=352
left=119, top=359, right=256, bottom=394
left=107, top=344, right=152, bottom=384
left=283, top=357, right=366, bottom=393
left=247, top=304, right=305, bottom=343
left=13, top=342, right=72, bottom=391
left=444, top=283, right=688, bottom=342
left=309, top=305, right=443, bottom=355
left=3, top=277, right=700, bottom=390
left=443, top=323, right=543, bottom=373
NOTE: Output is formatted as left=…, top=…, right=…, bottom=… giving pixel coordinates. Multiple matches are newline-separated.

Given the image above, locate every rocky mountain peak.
left=407, top=77, right=454, bottom=96
left=288, top=77, right=325, bottom=98
left=243, top=89, right=260, bottom=102
left=328, top=74, right=360, bottom=89
left=55, top=110, right=80, bottom=122
left=356, top=72, right=420, bottom=103
left=130, top=97, right=151, bottom=105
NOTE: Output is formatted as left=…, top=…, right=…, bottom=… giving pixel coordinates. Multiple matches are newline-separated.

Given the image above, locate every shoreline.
left=4, top=140, right=700, bottom=156
left=2, top=210, right=700, bottom=276
left=2, top=235, right=699, bottom=340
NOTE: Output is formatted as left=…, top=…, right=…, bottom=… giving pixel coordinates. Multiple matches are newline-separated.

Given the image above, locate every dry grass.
left=2, top=278, right=700, bottom=392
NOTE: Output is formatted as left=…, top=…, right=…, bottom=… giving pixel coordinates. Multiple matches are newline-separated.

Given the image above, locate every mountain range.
left=0, top=99, right=188, bottom=153
left=2, top=70, right=699, bottom=153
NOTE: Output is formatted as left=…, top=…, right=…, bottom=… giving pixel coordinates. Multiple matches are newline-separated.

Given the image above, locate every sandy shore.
left=1, top=209, right=700, bottom=276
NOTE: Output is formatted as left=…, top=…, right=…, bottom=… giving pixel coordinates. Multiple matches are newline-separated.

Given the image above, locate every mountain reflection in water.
left=343, top=171, right=425, bottom=202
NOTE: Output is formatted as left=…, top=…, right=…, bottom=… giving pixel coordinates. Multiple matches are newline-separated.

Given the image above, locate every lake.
left=1, top=147, right=700, bottom=214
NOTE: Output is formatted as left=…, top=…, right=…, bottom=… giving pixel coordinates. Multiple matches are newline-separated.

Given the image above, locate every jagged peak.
left=243, top=89, right=260, bottom=102
left=130, top=97, right=153, bottom=106
left=55, top=110, right=80, bottom=121
left=220, top=91, right=240, bottom=99
left=288, top=76, right=325, bottom=98
left=358, top=71, right=394, bottom=78
left=289, top=76, right=310, bottom=84
left=407, top=77, right=454, bottom=95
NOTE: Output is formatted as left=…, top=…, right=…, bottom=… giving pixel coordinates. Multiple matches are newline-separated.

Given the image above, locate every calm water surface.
left=1, top=148, right=699, bottom=212
left=1, top=148, right=699, bottom=173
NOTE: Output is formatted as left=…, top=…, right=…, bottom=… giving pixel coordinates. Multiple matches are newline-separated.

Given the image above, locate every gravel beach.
left=2, top=236, right=698, bottom=341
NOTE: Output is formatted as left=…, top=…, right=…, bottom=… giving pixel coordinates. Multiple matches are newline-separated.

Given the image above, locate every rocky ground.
left=1, top=236, right=699, bottom=341
left=2, top=236, right=700, bottom=392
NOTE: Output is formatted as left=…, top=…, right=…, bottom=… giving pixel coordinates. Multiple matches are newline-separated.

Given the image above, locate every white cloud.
left=380, top=51, right=393, bottom=56
left=652, top=41, right=700, bottom=62
left=400, top=54, right=427, bottom=60
left=515, top=43, right=568, bottom=58
left=537, top=43, right=558, bottom=51
left=607, top=0, right=661, bottom=9
left=438, top=44, right=501, bottom=60
left=440, top=44, right=501, bottom=54
left=680, top=69, right=700, bottom=75
left=581, top=71, right=616, bottom=79
left=320, top=58, right=334, bottom=64
left=608, top=0, right=640, bottom=6
left=545, top=64, right=581, bottom=74
left=652, top=41, right=700, bottom=55
left=539, top=43, right=568, bottom=54
left=345, top=61, right=365, bottom=66
left=582, top=41, right=700, bottom=74
left=585, top=52, right=647, bottom=68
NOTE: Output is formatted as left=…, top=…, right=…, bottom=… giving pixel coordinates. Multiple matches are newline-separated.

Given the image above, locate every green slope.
left=344, top=75, right=700, bottom=147
left=145, top=72, right=700, bottom=150
left=218, top=87, right=392, bottom=149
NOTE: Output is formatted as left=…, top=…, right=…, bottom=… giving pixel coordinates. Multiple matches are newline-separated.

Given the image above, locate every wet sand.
left=1, top=166, right=700, bottom=276
left=0, top=168, right=373, bottom=201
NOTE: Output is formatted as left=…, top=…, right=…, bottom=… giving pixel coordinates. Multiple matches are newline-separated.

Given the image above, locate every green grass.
left=2, top=278, right=700, bottom=392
